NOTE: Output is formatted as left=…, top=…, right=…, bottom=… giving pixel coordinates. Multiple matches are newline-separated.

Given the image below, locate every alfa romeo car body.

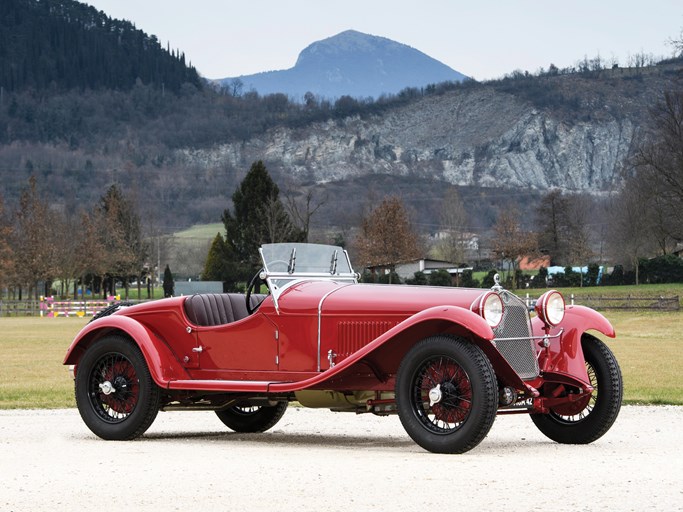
left=64, top=242, right=623, bottom=453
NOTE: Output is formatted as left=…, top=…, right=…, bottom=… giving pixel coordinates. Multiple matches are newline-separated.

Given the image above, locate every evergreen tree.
left=222, top=161, right=302, bottom=273
left=0, top=0, right=201, bottom=93
left=162, top=264, right=174, bottom=297
left=201, top=233, right=244, bottom=291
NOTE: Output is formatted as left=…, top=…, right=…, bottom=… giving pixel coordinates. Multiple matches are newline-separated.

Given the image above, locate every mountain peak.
left=296, top=30, right=401, bottom=61
left=221, top=30, right=467, bottom=100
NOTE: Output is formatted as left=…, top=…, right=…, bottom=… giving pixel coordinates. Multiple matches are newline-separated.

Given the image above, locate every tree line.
left=0, top=178, right=148, bottom=300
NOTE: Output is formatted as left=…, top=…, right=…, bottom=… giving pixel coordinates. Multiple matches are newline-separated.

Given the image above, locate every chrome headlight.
left=473, top=292, right=504, bottom=328
left=536, top=290, right=565, bottom=327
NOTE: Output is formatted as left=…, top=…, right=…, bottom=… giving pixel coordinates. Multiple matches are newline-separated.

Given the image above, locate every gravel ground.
left=0, top=405, right=681, bottom=512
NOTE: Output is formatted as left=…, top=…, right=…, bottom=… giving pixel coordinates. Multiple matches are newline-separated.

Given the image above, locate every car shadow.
left=139, top=429, right=417, bottom=450
left=135, top=430, right=558, bottom=453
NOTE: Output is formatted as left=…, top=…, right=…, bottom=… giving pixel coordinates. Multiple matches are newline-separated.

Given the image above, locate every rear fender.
left=63, top=315, right=190, bottom=387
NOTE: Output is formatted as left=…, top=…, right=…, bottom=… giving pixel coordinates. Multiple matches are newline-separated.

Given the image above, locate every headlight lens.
left=481, top=292, right=504, bottom=328
left=536, top=290, right=565, bottom=326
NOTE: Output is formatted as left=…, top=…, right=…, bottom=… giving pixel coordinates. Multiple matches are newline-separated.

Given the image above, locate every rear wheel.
left=531, top=334, right=622, bottom=444
left=396, top=336, right=498, bottom=454
left=75, top=335, right=160, bottom=440
left=215, top=402, right=288, bottom=433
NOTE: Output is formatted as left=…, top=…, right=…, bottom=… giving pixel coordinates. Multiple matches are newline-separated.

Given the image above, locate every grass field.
left=173, top=223, right=224, bottom=240
left=0, top=310, right=681, bottom=409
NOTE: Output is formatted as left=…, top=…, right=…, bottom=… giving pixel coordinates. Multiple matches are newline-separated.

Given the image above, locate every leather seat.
left=184, top=293, right=267, bottom=327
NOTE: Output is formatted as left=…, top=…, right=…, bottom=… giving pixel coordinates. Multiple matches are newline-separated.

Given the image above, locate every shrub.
left=405, top=271, right=428, bottom=285
left=428, top=269, right=452, bottom=287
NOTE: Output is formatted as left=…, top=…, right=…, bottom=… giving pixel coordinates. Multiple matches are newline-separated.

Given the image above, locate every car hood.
left=321, top=283, right=487, bottom=316
left=275, top=281, right=488, bottom=317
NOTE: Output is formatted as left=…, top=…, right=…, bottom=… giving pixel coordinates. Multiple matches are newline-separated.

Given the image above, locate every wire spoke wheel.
left=215, top=401, right=288, bottom=433
left=413, top=355, right=473, bottom=433
left=88, top=353, right=140, bottom=423
left=531, top=334, right=622, bottom=444
left=396, top=336, right=497, bottom=454
left=75, top=336, right=160, bottom=440
left=550, top=361, right=598, bottom=423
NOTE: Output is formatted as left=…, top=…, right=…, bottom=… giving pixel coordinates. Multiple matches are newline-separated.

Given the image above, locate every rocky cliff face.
left=183, top=63, right=675, bottom=201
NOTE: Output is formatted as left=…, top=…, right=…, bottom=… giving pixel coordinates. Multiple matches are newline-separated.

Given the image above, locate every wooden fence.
left=567, top=295, right=680, bottom=311
left=0, top=298, right=145, bottom=317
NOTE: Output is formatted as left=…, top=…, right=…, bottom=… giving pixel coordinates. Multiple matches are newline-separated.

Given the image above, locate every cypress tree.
left=162, top=264, right=174, bottom=297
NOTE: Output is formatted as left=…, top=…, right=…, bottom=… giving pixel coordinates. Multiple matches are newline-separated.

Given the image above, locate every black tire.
left=531, top=334, right=623, bottom=444
left=396, top=336, right=498, bottom=454
left=215, top=402, right=288, bottom=433
left=75, top=335, right=160, bottom=440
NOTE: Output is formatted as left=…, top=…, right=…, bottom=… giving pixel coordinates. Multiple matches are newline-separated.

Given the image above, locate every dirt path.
left=1, top=405, right=681, bottom=511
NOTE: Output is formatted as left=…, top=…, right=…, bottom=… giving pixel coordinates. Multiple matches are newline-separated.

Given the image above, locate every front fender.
left=563, top=304, right=616, bottom=338
left=532, top=305, right=615, bottom=386
left=63, top=315, right=190, bottom=387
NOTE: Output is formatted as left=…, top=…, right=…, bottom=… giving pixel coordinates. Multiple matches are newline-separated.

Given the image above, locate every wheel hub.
left=428, top=384, right=442, bottom=406
left=99, top=381, right=114, bottom=395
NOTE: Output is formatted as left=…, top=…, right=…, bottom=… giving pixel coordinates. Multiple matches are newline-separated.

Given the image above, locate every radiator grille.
left=492, top=291, right=539, bottom=380
left=337, top=320, right=396, bottom=357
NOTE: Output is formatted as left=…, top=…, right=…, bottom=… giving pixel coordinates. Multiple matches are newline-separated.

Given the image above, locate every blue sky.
left=84, top=0, right=683, bottom=81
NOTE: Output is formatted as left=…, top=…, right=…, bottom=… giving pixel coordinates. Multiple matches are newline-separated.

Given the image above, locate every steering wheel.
left=245, top=260, right=291, bottom=315
left=246, top=268, right=268, bottom=315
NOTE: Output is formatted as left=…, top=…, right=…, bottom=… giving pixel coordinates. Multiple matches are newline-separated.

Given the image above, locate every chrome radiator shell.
left=491, top=290, right=539, bottom=380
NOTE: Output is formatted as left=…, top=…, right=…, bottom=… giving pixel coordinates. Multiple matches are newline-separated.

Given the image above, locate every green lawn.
left=0, top=317, right=87, bottom=408
left=173, top=223, right=224, bottom=239
left=0, top=309, right=681, bottom=409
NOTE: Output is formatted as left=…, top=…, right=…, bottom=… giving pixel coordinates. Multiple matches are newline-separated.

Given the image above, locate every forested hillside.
left=0, top=0, right=200, bottom=92
left=0, top=0, right=682, bottom=239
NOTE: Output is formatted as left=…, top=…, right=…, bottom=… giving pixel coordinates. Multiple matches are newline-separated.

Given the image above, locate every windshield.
left=260, top=243, right=354, bottom=276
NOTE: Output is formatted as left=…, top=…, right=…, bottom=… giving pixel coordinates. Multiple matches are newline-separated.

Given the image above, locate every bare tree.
left=629, top=89, right=683, bottom=247
left=12, top=176, right=55, bottom=298
left=536, top=189, right=570, bottom=265
left=77, top=210, right=109, bottom=298
left=52, top=212, right=82, bottom=298
left=354, top=196, right=422, bottom=283
left=564, top=195, right=595, bottom=286
left=435, top=187, right=469, bottom=264
left=607, top=177, right=653, bottom=285
left=98, top=185, right=146, bottom=298
left=491, top=208, right=537, bottom=287
left=284, top=188, right=325, bottom=243
left=0, top=195, right=16, bottom=296
left=668, top=29, right=683, bottom=57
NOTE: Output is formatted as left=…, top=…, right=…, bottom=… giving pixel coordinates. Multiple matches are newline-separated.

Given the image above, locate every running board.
left=166, top=380, right=276, bottom=392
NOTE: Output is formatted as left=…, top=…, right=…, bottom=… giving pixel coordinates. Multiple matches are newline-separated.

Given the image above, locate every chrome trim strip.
left=316, top=283, right=354, bottom=372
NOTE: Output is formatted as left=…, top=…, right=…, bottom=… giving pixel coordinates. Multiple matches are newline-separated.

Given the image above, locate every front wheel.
left=75, top=335, right=160, bottom=440
left=215, top=402, right=288, bottom=433
left=531, top=334, right=623, bottom=444
left=396, top=336, right=498, bottom=454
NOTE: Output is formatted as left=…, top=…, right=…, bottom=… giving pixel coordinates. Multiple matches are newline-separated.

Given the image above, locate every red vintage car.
left=64, top=243, right=622, bottom=453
